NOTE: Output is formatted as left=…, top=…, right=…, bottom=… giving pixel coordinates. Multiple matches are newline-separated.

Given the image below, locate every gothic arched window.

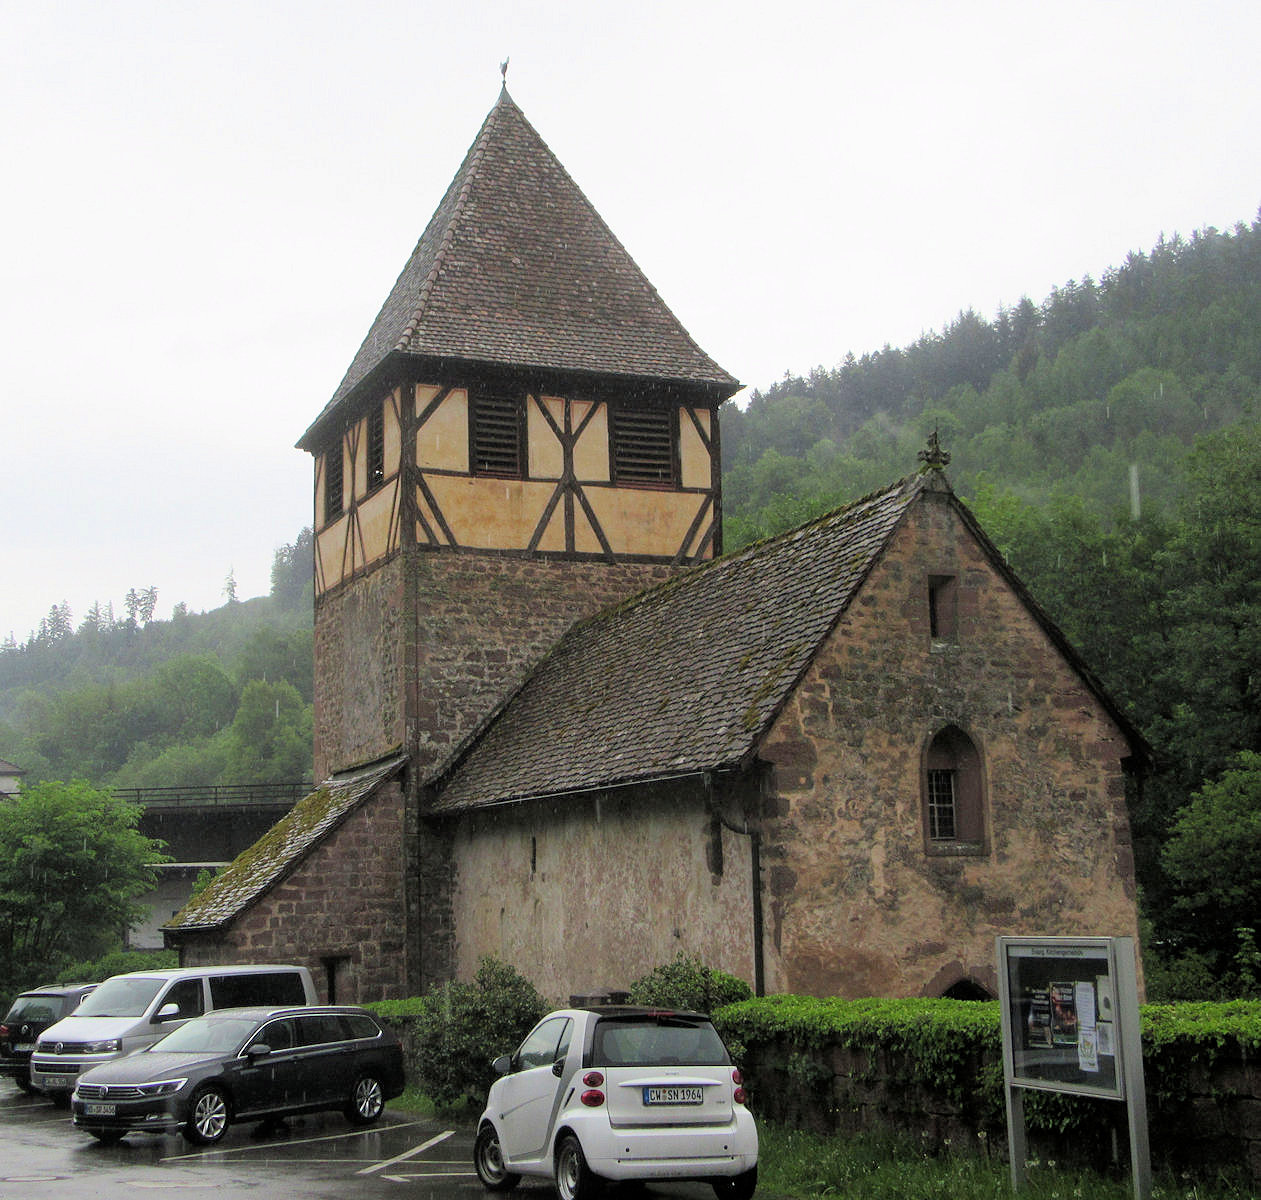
left=923, top=725, right=986, bottom=853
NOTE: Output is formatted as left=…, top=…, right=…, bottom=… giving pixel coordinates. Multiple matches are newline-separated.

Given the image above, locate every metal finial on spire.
left=500, top=57, right=509, bottom=85
left=918, top=429, right=951, bottom=472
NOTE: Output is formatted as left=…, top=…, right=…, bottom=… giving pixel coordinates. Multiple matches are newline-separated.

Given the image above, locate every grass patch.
left=388, top=1086, right=477, bottom=1121
left=756, top=1123, right=1252, bottom=1200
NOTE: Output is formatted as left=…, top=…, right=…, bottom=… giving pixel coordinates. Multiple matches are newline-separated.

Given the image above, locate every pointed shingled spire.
left=301, top=91, right=737, bottom=448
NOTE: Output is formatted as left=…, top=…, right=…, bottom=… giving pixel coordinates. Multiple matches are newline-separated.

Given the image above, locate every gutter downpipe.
left=704, top=770, right=765, bottom=998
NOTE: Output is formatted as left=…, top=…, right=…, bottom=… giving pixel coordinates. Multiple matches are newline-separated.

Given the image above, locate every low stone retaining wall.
left=739, top=1033, right=1261, bottom=1187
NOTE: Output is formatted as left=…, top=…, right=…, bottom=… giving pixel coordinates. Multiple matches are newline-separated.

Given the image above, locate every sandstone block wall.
left=758, top=489, right=1141, bottom=998
left=313, top=551, right=675, bottom=781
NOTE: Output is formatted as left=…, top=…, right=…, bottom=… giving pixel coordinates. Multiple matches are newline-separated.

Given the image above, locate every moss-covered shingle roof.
left=431, top=475, right=927, bottom=812
left=162, top=755, right=405, bottom=933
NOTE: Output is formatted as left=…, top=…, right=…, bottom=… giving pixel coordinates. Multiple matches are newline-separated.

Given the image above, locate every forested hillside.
left=723, top=217, right=1261, bottom=543
left=2, top=216, right=1258, bottom=998
left=0, top=530, right=314, bottom=788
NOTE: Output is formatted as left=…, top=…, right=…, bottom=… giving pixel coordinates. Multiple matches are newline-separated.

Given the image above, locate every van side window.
left=160, top=979, right=205, bottom=1020
left=210, top=971, right=308, bottom=1009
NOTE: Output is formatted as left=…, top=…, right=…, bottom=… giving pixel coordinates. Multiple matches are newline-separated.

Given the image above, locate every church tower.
left=297, top=88, right=740, bottom=784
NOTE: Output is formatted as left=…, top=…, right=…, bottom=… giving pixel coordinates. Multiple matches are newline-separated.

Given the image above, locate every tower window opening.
left=923, top=725, right=986, bottom=852
left=472, top=391, right=524, bottom=477
left=612, top=405, right=675, bottom=486
left=324, top=445, right=344, bottom=525
left=366, top=406, right=385, bottom=492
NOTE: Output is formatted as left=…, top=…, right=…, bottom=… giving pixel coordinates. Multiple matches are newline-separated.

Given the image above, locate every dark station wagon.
left=71, top=1004, right=405, bottom=1144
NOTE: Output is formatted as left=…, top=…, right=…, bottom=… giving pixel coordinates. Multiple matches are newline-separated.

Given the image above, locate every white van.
left=30, top=964, right=317, bottom=1100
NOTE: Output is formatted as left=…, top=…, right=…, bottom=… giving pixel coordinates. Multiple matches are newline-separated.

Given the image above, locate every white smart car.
left=474, top=1006, right=758, bottom=1200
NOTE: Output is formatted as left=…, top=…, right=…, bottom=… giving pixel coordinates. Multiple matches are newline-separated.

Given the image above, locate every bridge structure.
left=121, top=782, right=311, bottom=950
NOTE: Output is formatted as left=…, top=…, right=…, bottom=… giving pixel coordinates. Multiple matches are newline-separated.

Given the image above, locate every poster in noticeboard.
left=1000, top=938, right=1123, bottom=1099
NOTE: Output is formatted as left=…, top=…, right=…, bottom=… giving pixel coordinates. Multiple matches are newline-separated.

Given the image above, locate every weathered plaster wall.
left=446, top=785, right=757, bottom=1003
left=758, top=487, right=1141, bottom=999
left=176, top=781, right=409, bottom=1003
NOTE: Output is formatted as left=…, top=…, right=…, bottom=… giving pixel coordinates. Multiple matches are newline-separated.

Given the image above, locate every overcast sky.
left=2, top=0, right=1258, bottom=642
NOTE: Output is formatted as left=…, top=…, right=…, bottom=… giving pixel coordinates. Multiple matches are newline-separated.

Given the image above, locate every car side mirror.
left=245, top=1042, right=271, bottom=1058
left=154, top=1003, right=180, bottom=1022
left=491, top=1054, right=512, bottom=1076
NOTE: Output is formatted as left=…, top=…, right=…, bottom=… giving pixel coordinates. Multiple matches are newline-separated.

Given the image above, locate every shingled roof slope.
left=432, top=476, right=926, bottom=812
left=301, top=89, right=736, bottom=447
left=162, top=756, right=405, bottom=933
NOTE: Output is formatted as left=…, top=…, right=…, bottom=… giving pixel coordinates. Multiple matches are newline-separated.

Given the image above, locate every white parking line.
left=382, top=1172, right=477, bottom=1183
left=160, top=1118, right=431, bottom=1160
left=357, top=1129, right=455, bottom=1175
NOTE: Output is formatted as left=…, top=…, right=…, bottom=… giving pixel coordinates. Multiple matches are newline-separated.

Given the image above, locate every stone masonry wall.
left=313, top=551, right=675, bottom=781
left=177, top=779, right=409, bottom=1002
left=758, top=485, right=1141, bottom=998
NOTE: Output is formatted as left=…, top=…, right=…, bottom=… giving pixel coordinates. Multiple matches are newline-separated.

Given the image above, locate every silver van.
left=30, top=964, right=317, bottom=1101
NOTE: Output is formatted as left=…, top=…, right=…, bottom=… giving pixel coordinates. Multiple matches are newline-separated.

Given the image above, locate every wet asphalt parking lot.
left=0, top=1083, right=717, bottom=1200
left=0, top=1079, right=483, bottom=1200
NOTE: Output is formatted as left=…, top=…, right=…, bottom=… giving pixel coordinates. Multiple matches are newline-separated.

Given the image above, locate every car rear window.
left=6, top=996, right=59, bottom=1024
left=592, top=1016, right=730, bottom=1067
left=344, top=1013, right=381, bottom=1039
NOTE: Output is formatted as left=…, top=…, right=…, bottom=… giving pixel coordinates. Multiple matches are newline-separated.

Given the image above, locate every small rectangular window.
left=366, top=406, right=385, bottom=491
left=928, top=574, right=958, bottom=641
left=472, top=391, right=523, bottom=477
left=612, top=405, right=675, bottom=486
left=927, top=769, right=957, bottom=841
left=324, top=445, right=344, bottom=524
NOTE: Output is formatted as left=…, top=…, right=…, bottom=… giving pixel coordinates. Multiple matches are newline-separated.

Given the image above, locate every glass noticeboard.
left=999, top=937, right=1123, bottom=1100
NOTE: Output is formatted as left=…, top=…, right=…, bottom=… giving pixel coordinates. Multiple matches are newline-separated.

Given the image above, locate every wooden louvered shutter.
left=472, top=392, right=523, bottom=477
left=612, top=406, right=675, bottom=485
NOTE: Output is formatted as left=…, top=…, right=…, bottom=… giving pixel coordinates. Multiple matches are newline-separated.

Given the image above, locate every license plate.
left=86, top=1103, right=116, bottom=1116
left=13, top=1043, right=33, bottom=1052
left=42, top=1075, right=72, bottom=1088
left=643, top=1086, right=703, bottom=1105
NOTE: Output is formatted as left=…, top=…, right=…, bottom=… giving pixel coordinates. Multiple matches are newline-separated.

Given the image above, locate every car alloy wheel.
left=555, top=1134, right=597, bottom=1200
left=346, top=1074, right=384, bottom=1125
left=185, top=1085, right=230, bottom=1144
left=474, top=1123, right=521, bottom=1191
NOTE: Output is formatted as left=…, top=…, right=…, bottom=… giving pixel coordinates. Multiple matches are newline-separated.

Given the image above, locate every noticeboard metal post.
left=996, top=936, right=1150, bottom=1200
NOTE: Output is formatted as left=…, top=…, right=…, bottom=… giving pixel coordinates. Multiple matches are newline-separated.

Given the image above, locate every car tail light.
left=580, top=1089, right=605, bottom=1107
left=733, top=1085, right=748, bottom=1105
left=0, top=1025, right=8, bottom=1038
left=582, top=1071, right=604, bottom=1087
left=731, top=1068, right=743, bottom=1085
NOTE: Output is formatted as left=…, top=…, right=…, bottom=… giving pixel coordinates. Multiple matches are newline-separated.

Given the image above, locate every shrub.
left=628, top=952, right=753, bottom=1013
left=375, top=957, right=546, bottom=1108
left=55, top=948, right=178, bottom=985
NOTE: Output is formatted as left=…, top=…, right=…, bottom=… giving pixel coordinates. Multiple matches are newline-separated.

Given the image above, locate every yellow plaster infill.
left=315, top=518, right=348, bottom=594
left=356, top=481, right=399, bottom=566
left=585, top=487, right=709, bottom=559
left=424, top=475, right=560, bottom=550
left=680, top=407, right=712, bottom=490
left=418, top=389, right=469, bottom=472
left=528, top=396, right=564, bottom=479
left=573, top=402, right=610, bottom=481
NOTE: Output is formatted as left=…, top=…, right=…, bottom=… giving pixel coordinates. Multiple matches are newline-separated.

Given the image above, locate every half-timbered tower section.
left=297, top=87, right=738, bottom=781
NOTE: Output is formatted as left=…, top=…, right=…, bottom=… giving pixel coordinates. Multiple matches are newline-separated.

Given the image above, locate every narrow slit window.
left=472, top=392, right=523, bottom=477
left=612, top=406, right=675, bottom=486
left=366, top=406, right=385, bottom=492
left=324, top=445, right=344, bottom=525
left=928, top=574, right=958, bottom=641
